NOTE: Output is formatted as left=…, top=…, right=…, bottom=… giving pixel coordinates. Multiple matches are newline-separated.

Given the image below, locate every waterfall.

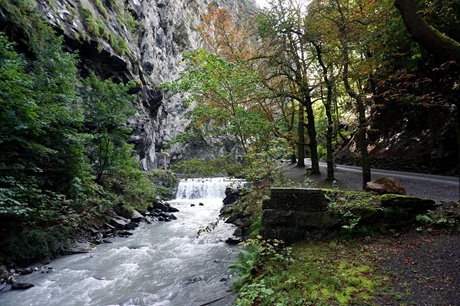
left=175, top=177, right=242, bottom=200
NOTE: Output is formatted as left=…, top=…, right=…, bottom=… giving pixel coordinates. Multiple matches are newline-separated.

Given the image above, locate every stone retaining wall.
left=260, top=188, right=437, bottom=244
left=260, top=188, right=338, bottom=244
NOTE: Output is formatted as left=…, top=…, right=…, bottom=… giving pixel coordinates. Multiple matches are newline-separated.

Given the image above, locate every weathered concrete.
left=260, top=188, right=337, bottom=244
left=260, top=188, right=439, bottom=244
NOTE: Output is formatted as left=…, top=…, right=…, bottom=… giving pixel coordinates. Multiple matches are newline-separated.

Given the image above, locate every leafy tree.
left=395, top=0, right=460, bottom=64
left=257, top=0, right=321, bottom=173
left=163, top=48, right=276, bottom=160
left=81, top=74, right=136, bottom=183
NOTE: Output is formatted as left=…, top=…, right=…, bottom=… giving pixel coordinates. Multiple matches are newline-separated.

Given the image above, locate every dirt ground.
left=280, top=162, right=460, bottom=305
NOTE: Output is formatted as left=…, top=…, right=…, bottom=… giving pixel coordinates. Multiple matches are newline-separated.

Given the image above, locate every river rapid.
left=0, top=178, right=239, bottom=306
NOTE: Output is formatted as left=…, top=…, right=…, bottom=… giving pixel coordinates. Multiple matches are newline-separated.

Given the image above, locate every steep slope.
left=1, top=0, right=247, bottom=170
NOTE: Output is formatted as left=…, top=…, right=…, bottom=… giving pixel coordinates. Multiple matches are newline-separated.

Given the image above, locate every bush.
left=2, top=226, right=71, bottom=264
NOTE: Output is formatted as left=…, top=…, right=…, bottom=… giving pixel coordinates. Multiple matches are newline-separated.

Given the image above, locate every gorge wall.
left=0, top=0, right=253, bottom=170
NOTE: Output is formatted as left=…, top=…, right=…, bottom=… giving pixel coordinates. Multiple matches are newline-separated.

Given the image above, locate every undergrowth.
left=232, top=237, right=388, bottom=306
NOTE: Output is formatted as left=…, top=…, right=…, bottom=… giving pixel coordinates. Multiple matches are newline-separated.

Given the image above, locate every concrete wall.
left=260, top=188, right=437, bottom=244
left=260, top=188, right=338, bottom=244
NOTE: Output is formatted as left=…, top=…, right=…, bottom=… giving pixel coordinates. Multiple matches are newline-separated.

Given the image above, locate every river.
left=0, top=178, right=239, bottom=306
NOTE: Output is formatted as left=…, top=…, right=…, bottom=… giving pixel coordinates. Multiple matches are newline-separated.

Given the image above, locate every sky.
left=255, top=0, right=269, bottom=8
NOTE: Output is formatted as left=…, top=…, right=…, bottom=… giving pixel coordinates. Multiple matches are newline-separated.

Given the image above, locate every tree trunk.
left=340, top=32, right=371, bottom=189
left=395, top=0, right=460, bottom=64
left=313, top=41, right=335, bottom=181
left=297, top=104, right=306, bottom=167
left=304, top=92, right=320, bottom=174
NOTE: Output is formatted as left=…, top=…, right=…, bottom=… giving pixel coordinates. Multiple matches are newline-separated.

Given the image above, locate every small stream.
left=0, top=178, right=239, bottom=306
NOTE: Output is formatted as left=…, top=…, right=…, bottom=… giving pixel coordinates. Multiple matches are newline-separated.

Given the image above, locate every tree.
left=395, top=0, right=460, bottom=64
left=307, top=0, right=383, bottom=188
left=81, top=74, right=136, bottom=184
left=257, top=0, right=321, bottom=173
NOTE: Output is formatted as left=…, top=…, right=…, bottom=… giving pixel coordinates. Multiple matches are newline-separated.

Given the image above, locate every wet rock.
left=68, top=242, right=95, bottom=254
left=199, top=203, right=204, bottom=206
left=168, top=214, right=177, bottom=220
left=225, top=237, right=244, bottom=245
left=11, top=282, right=35, bottom=290
left=184, top=276, right=205, bottom=284
left=154, top=201, right=180, bottom=212
left=41, top=266, right=53, bottom=274
left=191, top=204, right=195, bottom=207
left=109, top=217, right=130, bottom=230
left=118, top=231, right=134, bottom=237
left=7, top=275, right=16, bottom=284
left=365, top=177, right=406, bottom=195
left=0, top=265, right=9, bottom=282
left=223, top=187, right=240, bottom=205
left=131, top=210, right=144, bottom=223
left=168, top=206, right=179, bottom=213
left=18, top=268, right=34, bottom=276
left=0, top=284, right=6, bottom=292
left=126, top=222, right=140, bottom=230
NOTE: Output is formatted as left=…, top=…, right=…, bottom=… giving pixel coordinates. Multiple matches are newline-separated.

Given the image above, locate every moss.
left=380, top=194, right=436, bottom=209
left=89, top=0, right=108, bottom=19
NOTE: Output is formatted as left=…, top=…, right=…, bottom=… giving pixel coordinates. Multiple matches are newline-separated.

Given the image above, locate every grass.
left=234, top=238, right=391, bottom=306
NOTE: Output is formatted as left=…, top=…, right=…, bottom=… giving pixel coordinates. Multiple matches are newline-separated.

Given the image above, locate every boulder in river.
left=154, top=201, right=179, bottom=213
left=126, top=222, right=139, bottom=230
left=68, top=242, right=95, bottom=254
left=223, top=187, right=240, bottom=205
left=11, top=282, right=35, bottom=290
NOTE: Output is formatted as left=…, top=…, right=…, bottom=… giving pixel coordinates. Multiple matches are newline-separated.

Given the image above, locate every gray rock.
left=109, top=217, right=129, bottom=230
left=11, top=282, right=35, bottom=290
left=131, top=210, right=144, bottom=223
left=68, top=242, right=95, bottom=254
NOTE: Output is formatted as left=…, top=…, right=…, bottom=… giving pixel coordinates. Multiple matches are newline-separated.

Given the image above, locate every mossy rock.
left=380, top=194, right=436, bottom=210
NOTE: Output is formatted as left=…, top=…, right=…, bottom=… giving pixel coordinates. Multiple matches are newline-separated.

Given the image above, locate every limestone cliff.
left=0, top=0, right=256, bottom=170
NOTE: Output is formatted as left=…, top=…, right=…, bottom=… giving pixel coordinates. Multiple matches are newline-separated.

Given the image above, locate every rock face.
left=7, top=0, right=240, bottom=170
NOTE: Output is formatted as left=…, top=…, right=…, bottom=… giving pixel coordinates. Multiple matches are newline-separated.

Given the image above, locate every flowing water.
left=0, top=178, right=240, bottom=306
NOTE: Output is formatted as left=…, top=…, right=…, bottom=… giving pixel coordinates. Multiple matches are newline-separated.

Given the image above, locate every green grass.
left=234, top=238, right=390, bottom=305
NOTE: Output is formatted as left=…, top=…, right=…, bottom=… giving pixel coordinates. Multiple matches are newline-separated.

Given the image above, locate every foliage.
left=230, top=236, right=293, bottom=292
left=0, top=16, right=154, bottom=264
left=415, top=209, right=459, bottom=233
left=2, top=226, right=72, bottom=264
left=163, top=48, right=275, bottom=156
left=77, top=4, right=130, bottom=55
left=170, top=154, right=244, bottom=177
left=145, top=169, right=180, bottom=200
left=81, top=73, right=136, bottom=183
left=234, top=238, right=388, bottom=305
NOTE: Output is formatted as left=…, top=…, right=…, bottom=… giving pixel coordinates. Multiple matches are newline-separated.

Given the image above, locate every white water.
left=175, top=178, right=242, bottom=200
left=0, top=178, right=237, bottom=306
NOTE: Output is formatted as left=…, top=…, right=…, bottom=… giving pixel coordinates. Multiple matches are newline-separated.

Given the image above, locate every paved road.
left=283, top=161, right=459, bottom=202
left=335, top=164, right=459, bottom=186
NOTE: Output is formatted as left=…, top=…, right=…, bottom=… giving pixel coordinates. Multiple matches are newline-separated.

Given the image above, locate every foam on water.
left=0, top=178, right=238, bottom=306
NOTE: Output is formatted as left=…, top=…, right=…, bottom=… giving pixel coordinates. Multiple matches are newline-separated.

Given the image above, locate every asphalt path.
left=283, top=160, right=459, bottom=202
left=334, top=163, right=459, bottom=186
